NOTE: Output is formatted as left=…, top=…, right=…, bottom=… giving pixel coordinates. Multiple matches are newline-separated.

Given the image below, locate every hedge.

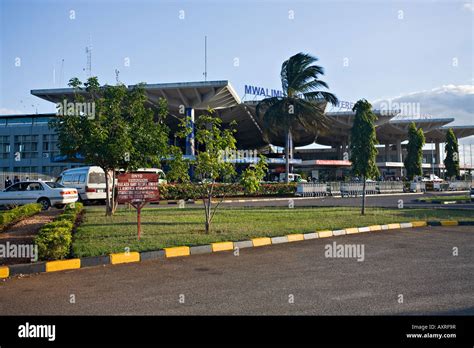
left=0, top=203, right=42, bottom=230
left=159, top=183, right=297, bottom=200
left=35, top=202, right=83, bottom=261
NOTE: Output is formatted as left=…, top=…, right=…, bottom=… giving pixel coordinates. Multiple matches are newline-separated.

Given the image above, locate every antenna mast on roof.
left=59, top=59, right=64, bottom=86
left=115, top=69, right=120, bottom=84
left=203, top=36, right=207, bottom=81
left=84, top=34, right=92, bottom=78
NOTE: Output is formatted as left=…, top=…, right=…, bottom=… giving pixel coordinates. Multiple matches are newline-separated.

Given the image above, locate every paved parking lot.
left=0, top=225, right=472, bottom=315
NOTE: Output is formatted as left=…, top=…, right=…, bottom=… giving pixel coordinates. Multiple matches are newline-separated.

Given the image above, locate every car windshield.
left=44, top=182, right=64, bottom=188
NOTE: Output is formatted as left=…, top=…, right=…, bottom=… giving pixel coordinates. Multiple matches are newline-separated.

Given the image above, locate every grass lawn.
left=71, top=206, right=474, bottom=257
left=417, top=195, right=470, bottom=203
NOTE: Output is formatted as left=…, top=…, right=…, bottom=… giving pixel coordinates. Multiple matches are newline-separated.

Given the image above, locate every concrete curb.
left=1, top=220, right=473, bottom=279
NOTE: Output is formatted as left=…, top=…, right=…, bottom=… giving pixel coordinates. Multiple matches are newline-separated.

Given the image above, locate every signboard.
left=244, top=85, right=283, bottom=98
left=117, top=173, right=160, bottom=204
left=117, top=172, right=160, bottom=240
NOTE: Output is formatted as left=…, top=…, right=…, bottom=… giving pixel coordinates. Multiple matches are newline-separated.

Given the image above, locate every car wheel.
left=38, top=198, right=51, bottom=210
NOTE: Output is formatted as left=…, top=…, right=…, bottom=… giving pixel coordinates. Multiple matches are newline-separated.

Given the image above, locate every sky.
left=1, top=0, right=473, bottom=144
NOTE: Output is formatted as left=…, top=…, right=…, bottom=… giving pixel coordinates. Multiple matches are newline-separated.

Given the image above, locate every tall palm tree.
left=256, top=53, right=338, bottom=183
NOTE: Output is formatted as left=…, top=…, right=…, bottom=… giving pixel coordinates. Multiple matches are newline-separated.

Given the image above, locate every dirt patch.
left=0, top=209, right=62, bottom=265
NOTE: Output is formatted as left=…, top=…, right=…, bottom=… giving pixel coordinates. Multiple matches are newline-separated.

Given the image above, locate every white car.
left=0, top=181, right=78, bottom=210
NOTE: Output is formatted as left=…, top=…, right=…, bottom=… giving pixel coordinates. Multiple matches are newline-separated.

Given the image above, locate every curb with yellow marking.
left=211, top=241, right=234, bottom=252
left=287, top=234, right=304, bottom=242
left=317, top=230, right=333, bottom=238
left=1, top=219, right=472, bottom=279
left=109, top=252, right=140, bottom=264
left=345, top=227, right=359, bottom=234
left=387, top=223, right=401, bottom=230
left=164, top=246, right=190, bottom=258
left=46, top=259, right=81, bottom=272
left=252, top=237, right=271, bottom=247
left=440, top=220, right=458, bottom=226
left=0, top=266, right=9, bottom=279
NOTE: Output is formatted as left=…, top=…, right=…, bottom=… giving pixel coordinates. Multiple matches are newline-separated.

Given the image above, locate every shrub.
left=159, top=183, right=296, bottom=200
left=36, top=227, right=73, bottom=261
left=0, top=203, right=42, bottom=230
left=35, top=202, right=84, bottom=261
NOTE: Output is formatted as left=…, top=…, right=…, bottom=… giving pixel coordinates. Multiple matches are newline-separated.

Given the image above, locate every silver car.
left=0, top=181, right=78, bottom=210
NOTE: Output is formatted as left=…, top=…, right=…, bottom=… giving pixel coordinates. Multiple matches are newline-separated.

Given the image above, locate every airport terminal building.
left=1, top=80, right=473, bottom=184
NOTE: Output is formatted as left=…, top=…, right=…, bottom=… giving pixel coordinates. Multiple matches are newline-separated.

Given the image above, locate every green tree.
left=166, top=145, right=190, bottom=183
left=50, top=77, right=170, bottom=216
left=350, top=99, right=379, bottom=215
left=444, top=128, right=460, bottom=179
left=240, top=155, right=268, bottom=193
left=170, top=109, right=238, bottom=233
left=404, top=122, right=425, bottom=180
left=194, top=111, right=237, bottom=233
left=256, top=52, right=338, bottom=183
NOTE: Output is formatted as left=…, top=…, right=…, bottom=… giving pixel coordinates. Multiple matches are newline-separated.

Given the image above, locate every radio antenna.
left=203, top=36, right=207, bottom=81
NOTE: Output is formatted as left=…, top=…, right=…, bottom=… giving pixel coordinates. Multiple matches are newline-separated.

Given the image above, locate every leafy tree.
left=240, top=155, right=268, bottom=193
left=256, top=52, right=338, bottom=183
left=50, top=77, right=170, bottom=216
left=170, top=109, right=237, bottom=233
left=194, top=111, right=237, bottom=233
left=444, top=128, right=460, bottom=179
left=166, top=145, right=190, bottom=183
left=404, top=122, right=425, bottom=180
left=350, top=99, right=379, bottom=215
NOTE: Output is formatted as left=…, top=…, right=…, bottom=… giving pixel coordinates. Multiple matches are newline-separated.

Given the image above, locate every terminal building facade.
left=0, top=80, right=473, bottom=185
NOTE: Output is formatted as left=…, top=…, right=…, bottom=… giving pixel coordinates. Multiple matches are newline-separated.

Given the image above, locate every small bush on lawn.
left=35, top=202, right=84, bottom=261
left=159, top=183, right=297, bottom=200
left=0, top=203, right=42, bottom=230
left=36, top=227, right=73, bottom=261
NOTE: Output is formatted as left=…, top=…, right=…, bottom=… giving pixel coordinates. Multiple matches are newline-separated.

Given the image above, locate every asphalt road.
left=139, top=191, right=473, bottom=209
left=215, top=192, right=474, bottom=209
left=0, top=226, right=473, bottom=315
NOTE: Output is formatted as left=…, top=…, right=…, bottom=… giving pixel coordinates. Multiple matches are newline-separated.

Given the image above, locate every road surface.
left=0, top=226, right=473, bottom=315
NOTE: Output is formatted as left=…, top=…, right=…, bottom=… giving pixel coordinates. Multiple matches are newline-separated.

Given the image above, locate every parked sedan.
left=0, top=181, right=78, bottom=210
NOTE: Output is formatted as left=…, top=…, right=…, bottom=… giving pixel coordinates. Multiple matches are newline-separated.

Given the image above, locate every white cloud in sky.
left=463, top=2, right=474, bottom=12
left=373, top=84, right=474, bottom=125
left=373, top=84, right=474, bottom=144
left=0, top=107, right=23, bottom=115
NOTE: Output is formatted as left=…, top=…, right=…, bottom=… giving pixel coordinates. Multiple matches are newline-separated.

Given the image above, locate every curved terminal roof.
left=28, top=81, right=474, bottom=149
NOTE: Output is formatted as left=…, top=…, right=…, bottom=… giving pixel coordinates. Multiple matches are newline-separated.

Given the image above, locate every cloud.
left=373, top=84, right=474, bottom=144
left=463, top=2, right=474, bottom=12
left=372, top=84, right=474, bottom=125
left=0, top=107, right=23, bottom=115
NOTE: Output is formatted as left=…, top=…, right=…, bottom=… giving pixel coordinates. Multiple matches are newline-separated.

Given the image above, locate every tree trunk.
left=104, top=169, right=112, bottom=216
left=361, top=175, right=366, bottom=216
left=111, top=170, right=118, bottom=214
left=204, top=194, right=212, bottom=234
left=285, top=130, right=291, bottom=184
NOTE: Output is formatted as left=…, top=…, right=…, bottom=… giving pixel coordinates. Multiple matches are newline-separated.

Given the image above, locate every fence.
left=328, top=182, right=341, bottom=196
left=340, top=182, right=377, bottom=197
left=447, top=181, right=471, bottom=191
left=377, top=182, right=405, bottom=194
left=410, top=182, right=426, bottom=193
left=296, top=183, right=328, bottom=197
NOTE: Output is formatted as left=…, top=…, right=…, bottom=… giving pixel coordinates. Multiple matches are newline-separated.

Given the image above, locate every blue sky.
left=1, top=0, right=473, bottom=120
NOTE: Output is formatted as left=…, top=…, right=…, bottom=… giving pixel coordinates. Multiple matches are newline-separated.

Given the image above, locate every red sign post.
left=117, top=172, right=160, bottom=240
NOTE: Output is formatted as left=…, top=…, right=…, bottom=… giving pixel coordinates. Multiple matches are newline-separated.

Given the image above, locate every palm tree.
left=256, top=53, right=338, bottom=183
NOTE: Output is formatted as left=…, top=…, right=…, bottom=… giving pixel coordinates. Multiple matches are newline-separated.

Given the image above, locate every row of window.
left=0, top=134, right=59, bottom=159
left=0, top=117, right=54, bottom=127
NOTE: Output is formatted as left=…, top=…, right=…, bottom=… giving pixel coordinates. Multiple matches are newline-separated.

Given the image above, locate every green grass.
left=71, top=206, right=474, bottom=257
left=417, top=195, right=470, bottom=203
